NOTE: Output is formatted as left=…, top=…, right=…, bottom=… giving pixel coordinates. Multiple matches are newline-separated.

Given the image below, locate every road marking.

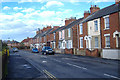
left=43, top=70, right=57, bottom=80
left=22, top=58, right=47, bottom=78
left=42, top=61, right=47, bottom=63
left=40, top=55, right=47, bottom=58
left=104, top=73, right=120, bottom=79
left=67, top=63, right=87, bottom=70
left=53, top=59, right=61, bottom=62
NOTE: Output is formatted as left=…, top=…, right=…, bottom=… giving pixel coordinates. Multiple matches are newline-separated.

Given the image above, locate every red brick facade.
left=101, top=12, right=120, bottom=49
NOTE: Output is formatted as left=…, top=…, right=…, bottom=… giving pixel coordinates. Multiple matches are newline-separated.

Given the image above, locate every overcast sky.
left=0, top=0, right=114, bottom=42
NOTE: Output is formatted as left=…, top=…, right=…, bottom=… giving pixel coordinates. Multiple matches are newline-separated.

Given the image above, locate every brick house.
left=7, top=40, right=20, bottom=48
left=47, top=26, right=59, bottom=49
left=32, top=26, right=52, bottom=50
left=21, top=37, right=32, bottom=47
left=49, top=27, right=63, bottom=49
left=58, top=26, right=66, bottom=49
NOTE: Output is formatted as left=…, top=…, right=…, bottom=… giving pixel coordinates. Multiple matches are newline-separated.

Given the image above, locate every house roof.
left=41, top=28, right=54, bottom=37
left=33, top=28, right=54, bottom=39
left=82, top=3, right=120, bottom=23
left=49, top=26, right=64, bottom=34
left=60, top=18, right=84, bottom=31
left=21, top=38, right=32, bottom=43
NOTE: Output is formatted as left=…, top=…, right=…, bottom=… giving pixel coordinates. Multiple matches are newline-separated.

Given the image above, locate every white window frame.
left=54, top=33, right=55, bottom=39
left=80, top=37, right=83, bottom=48
left=104, top=34, right=110, bottom=48
left=95, top=37, right=99, bottom=48
left=94, top=20, right=98, bottom=31
left=79, top=23, right=83, bottom=34
left=61, top=31, right=62, bottom=39
left=104, top=15, right=110, bottom=30
left=68, top=28, right=71, bottom=37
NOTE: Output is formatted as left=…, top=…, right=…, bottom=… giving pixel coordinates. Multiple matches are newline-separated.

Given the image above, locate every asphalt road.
left=7, top=50, right=120, bottom=80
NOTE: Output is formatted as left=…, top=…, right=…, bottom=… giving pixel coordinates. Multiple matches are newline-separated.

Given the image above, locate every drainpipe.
left=77, top=24, right=79, bottom=49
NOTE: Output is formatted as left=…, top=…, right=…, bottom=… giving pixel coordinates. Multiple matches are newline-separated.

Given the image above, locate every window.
left=54, top=33, right=55, bottom=39
left=94, top=20, right=98, bottom=31
left=105, top=36, right=110, bottom=48
left=80, top=37, right=83, bottom=48
left=79, top=23, right=83, bottom=34
left=95, top=37, right=98, bottom=48
left=63, top=42, right=65, bottom=48
left=61, top=31, right=62, bottom=39
left=67, top=40, right=72, bottom=49
left=104, top=17, right=109, bottom=29
left=68, top=28, right=71, bottom=37
left=44, top=36, right=46, bottom=42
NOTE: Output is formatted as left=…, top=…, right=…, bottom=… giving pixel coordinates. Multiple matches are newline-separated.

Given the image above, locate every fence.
left=1, top=49, right=9, bottom=80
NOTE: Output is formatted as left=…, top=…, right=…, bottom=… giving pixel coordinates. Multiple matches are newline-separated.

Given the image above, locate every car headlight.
left=46, top=50, right=48, bottom=52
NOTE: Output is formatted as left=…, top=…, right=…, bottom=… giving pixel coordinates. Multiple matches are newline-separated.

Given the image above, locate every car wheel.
left=44, top=52, right=47, bottom=55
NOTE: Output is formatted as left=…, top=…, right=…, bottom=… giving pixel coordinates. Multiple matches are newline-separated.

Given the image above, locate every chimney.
left=65, top=17, right=76, bottom=26
left=115, top=0, right=120, bottom=4
left=84, top=11, right=90, bottom=18
left=46, top=26, right=51, bottom=30
left=90, top=5, right=100, bottom=14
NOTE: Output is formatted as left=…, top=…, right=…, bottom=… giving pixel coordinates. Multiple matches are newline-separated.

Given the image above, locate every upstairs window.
left=94, top=20, right=98, bottom=31
left=61, top=31, right=62, bottom=39
left=79, top=23, right=83, bottom=34
left=68, top=28, right=71, bottom=37
left=104, top=16, right=109, bottom=29
left=54, top=33, right=55, bottom=39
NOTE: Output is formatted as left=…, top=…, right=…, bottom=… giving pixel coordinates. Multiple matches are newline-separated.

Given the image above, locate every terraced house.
left=25, top=0, right=120, bottom=60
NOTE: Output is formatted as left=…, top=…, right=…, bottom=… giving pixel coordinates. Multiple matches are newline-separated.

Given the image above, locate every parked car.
left=32, top=48, right=39, bottom=53
left=41, top=46, right=54, bottom=55
left=13, top=47, right=18, bottom=52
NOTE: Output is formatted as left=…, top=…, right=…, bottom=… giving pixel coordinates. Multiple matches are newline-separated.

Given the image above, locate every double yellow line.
left=43, top=70, right=58, bottom=80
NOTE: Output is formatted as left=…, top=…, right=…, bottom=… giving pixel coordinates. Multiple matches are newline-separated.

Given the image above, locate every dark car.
left=41, top=46, right=54, bottom=55
left=32, top=48, right=39, bottom=53
left=13, top=47, right=18, bottom=52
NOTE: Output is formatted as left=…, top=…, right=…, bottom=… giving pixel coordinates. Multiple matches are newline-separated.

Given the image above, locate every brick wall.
left=86, top=49, right=99, bottom=57
left=72, top=25, right=78, bottom=48
left=65, top=48, right=73, bottom=54
left=101, top=12, right=120, bottom=49
left=55, top=32, right=59, bottom=49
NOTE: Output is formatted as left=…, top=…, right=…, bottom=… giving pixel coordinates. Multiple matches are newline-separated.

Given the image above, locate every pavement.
left=5, top=50, right=120, bottom=80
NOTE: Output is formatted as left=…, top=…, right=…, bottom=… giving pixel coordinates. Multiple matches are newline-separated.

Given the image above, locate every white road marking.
left=42, top=61, right=47, bottom=63
left=67, top=63, right=87, bottom=70
left=104, top=73, right=120, bottom=79
left=53, top=59, right=61, bottom=62
left=40, top=56, right=47, bottom=58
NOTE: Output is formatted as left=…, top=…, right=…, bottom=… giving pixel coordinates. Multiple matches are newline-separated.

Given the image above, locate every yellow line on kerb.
left=43, top=70, right=58, bottom=80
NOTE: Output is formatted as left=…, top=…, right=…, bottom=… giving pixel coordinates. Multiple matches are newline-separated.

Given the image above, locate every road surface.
left=7, top=50, right=120, bottom=80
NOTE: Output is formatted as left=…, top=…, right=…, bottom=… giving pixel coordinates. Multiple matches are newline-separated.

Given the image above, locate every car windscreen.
left=33, top=48, right=38, bottom=50
left=45, top=47, right=51, bottom=50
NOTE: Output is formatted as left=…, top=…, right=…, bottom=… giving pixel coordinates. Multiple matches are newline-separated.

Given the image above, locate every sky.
left=0, top=0, right=115, bottom=42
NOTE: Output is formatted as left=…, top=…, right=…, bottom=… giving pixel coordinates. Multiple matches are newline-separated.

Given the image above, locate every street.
left=6, top=50, right=120, bottom=80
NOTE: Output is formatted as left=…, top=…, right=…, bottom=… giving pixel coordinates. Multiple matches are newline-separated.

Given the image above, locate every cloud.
left=21, top=8, right=35, bottom=13
left=3, top=6, right=10, bottom=10
left=1, top=0, right=114, bottom=2
left=13, top=7, right=23, bottom=10
left=41, top=1, right=64, bottom=10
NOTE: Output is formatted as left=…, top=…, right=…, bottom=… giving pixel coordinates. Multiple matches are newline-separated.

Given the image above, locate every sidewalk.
left=6, top=52, right=45, bottom=79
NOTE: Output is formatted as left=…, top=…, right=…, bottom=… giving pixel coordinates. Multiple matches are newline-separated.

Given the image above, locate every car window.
left=33, top=48, right=37, bottom=50
left=46, top=47, right=51, bottom=49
